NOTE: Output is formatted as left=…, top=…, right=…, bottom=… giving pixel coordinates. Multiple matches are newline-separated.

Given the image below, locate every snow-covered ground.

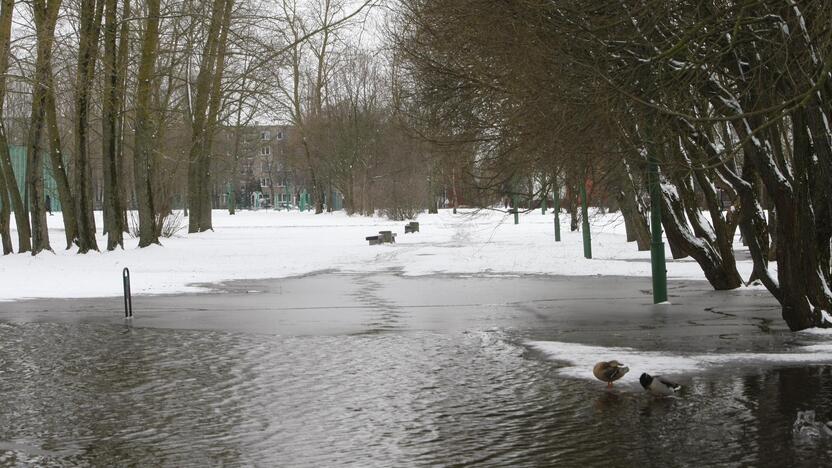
left=527, top=340, right=832, bottom=386
left=1, top=208, right=757, bottom=301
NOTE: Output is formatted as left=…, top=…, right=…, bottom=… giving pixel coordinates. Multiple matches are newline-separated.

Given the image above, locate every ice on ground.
left=527, top=340, right=832, bottom=384
left=800, top=327, right=832, bottom=336
left=1, top=208, right=763, bottom=301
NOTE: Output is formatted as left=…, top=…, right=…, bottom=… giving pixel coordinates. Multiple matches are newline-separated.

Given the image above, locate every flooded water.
left=1, top=274, right=831, bottom=466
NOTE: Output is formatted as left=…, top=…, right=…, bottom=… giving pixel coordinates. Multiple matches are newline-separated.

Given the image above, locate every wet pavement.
left=1, top=273, right=830, bottom=466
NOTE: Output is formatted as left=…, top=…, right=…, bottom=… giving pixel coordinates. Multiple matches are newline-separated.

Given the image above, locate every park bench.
left=404, top=221, right=420, bottom=234
left=366, top=230, right=397, bottom=245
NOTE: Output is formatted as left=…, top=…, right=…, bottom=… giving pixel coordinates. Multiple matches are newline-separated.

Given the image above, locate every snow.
left=1, top=208, right=760, bottom=301
left=527, top=340, right=832, bottom=384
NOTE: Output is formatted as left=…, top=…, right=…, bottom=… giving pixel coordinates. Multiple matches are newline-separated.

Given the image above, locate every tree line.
left=0, top=0, right=421, bottom=256
left=390, top=0, right=832, bottom=331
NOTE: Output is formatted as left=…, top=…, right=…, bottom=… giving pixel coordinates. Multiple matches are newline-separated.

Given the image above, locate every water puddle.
left=1, top=273, right=830, bottom=465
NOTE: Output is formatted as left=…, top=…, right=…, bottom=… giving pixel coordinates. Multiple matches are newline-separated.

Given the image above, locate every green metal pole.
left=580, top=181, right=592, bottom=258
left=512, top=193, right=519, bottom=225
left=553, top=186, right=561, bottom=242
left=649, top=158, right=668, bottom=303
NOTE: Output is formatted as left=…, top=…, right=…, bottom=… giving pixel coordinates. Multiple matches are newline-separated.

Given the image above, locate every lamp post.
left=512, top=192, right=519, bottom=225
left=648, top=157, right=668, bottom=303
left=580, top=181, right=591, bottom=259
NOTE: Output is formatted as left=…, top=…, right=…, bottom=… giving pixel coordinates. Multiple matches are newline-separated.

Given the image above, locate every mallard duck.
left=593, top=360, right=629, bottom=387
left=639, top=373, right=681, bottom=395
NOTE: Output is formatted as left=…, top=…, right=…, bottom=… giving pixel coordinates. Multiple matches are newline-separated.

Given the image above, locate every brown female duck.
left=593, top=360, right=629, bottom=388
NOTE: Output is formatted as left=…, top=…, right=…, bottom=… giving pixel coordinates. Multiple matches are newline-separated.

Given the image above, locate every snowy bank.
left=527, top=340, right=832, bottom=385
left=2, top=208, right=757, bottom=301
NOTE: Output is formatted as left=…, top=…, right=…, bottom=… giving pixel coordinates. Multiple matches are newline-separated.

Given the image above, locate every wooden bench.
left=366, top=231, right=397, bottom=245
left=404, top=221, right=420, bottom=234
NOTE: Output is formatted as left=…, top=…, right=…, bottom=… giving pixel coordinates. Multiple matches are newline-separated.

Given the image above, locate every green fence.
left=2, top=145, right=62, bottom=212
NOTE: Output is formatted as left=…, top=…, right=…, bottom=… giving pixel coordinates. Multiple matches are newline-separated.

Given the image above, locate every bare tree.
left=0, top=0, right=16, bottom=254
left=133, top=0, right=162, bottom=247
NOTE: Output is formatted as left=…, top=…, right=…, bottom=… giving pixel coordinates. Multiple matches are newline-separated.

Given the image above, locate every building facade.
left=215, top=123, right=298, bottom=209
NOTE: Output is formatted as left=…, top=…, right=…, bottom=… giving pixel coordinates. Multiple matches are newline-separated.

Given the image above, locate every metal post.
left=512, top=193, right=519, bottom=225
left=122, top=268, right=133, bottom=318
left=649, top=158, right=668, bottom=303
left=580, top=181, right=592, bottom=258
left=541, top=192, right=547, bottom=215
left=553, top=184, right=561, bottom=242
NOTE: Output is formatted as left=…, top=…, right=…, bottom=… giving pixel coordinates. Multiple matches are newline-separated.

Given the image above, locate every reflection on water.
left=0, top=321, right=830, bottom=466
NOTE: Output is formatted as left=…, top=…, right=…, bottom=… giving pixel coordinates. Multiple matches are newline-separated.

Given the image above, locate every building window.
left=261, top=130, right=270, bottom=141
left=260, top=178, right=270, bottom=187
left=261, top=161, right=269, bottom=173
left=261, top=146, right=270, bottom=155
left=277, top=131, right=284, bottom=140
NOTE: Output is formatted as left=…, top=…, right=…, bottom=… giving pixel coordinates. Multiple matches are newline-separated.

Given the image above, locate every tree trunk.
left=27, top=0, right=63, bottom=255
left=197, top=0, right=234, bottom=230
left=0, top=0, right=15, bottom=254
left=187, top=0, right=228, bottom=233
left=659, top=181, right=742, bottom=290
left=0, top=146, right=11, bottom=254
left=704, top=76, right=831, bottom=330
left=618, top=159, right=650, bottom=251
left=116, top=0, right=130, bottom=233
left=0, top=0, right=30, bottom=252
left=133, top=0, right=160, bottom=247
left=101, top=0, right=125, bottom=250
left=73, top=0, right=103, bottom=253
left=45, top=78, right=78, bottom=249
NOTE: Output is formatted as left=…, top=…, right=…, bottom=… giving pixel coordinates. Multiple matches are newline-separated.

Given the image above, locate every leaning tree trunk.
left=705, top=81, right=831, bottom=329
left=45, top=79, right=78, bottom=248
left=0, top=0, right=30, bottom=252
left=132, top=0, right=160, bottom=247
left=659, top=178, right=742, bottom=290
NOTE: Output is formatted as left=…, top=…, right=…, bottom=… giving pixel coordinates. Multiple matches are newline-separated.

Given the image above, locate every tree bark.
left=101, top=0, right=125, bottom=250
left=618, top=159, right=650, bottom=251
left=116, top=0, right=130, bottom=233
left=187, top=0, right=227, bottom=233
left=196, top=0, right=234, bottom=231
left=73, top=0, right=104, bottom=253
left=659, top=180, right=742, bottom=290
left=0, top=0, right=15, bottom=254
left=27, top=0, right=63, bottom=255
left=133, top=0, right=161, bottom=247
left=0, top=160, right=11, bottom=254
left=0, top=0, right=30, bottom=252
left=45, top=77, right=78, bottom=249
